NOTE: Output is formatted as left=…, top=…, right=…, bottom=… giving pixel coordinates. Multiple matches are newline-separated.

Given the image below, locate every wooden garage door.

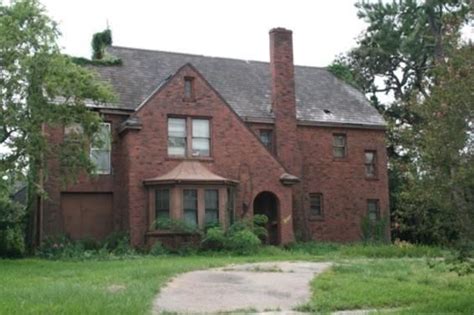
left=61, top=193, right=113, bottom=241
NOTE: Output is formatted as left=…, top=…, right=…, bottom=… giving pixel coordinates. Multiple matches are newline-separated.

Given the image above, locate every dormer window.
left=184, top=77, right=194, bottom=100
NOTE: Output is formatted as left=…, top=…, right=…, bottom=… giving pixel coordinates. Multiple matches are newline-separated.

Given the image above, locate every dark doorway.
left=253, top=191, right=279, bottom=245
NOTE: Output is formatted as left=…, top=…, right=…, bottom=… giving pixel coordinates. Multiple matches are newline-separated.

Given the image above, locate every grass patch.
left=302, top=259, right=474, bottom=314
left=0, top=243, right=462, bottom=314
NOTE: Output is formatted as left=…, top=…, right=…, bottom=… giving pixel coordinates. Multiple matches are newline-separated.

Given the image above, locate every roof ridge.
left=108, top=45, right=328, bottom=70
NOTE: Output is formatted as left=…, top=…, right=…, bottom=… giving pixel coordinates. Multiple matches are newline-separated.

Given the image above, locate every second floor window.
left=168, top=117, right=210, bottom=158
left=365, top=151, right=377, bottom=177
left=259, top=130, right=273, bottom=152
left=168, top=118, right=187, bottom=156
left=90, top=122, right=111, bottom=174
left=333, top=134, right=346, bottom=158
left=192, top=119, right=210, bottom=157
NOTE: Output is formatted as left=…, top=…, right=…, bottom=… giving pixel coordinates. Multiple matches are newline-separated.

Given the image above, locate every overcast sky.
left=40, top=0, right=369, bottom=67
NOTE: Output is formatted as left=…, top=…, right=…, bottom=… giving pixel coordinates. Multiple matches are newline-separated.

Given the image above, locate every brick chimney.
left=270, top=28, right=299, bottom=175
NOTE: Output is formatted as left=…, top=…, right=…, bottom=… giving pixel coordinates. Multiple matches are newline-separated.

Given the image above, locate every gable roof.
left=92, top=46, right=385, bottom=128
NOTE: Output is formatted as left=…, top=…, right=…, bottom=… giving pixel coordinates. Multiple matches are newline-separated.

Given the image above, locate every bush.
left=225, top=229, right=261, bottom=255
left=361, top=216, right=389, bottom=243
left=199, top=216, right=266, bottom=255
left=155, top=218, right=200, bottom=234
left=36, top=233, right=137, bottom=260
left=148, top=241, right=169, bottom=256
left=0, top=225, right=25, bottom=257
left=201, top=226, right=226, bottom=251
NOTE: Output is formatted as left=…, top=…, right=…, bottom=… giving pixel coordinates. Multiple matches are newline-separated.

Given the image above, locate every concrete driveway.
left=152, top=261, right=332, bottom=314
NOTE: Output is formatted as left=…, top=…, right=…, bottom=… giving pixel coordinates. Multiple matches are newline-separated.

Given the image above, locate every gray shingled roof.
left=92, top=46, right=385, bottom=127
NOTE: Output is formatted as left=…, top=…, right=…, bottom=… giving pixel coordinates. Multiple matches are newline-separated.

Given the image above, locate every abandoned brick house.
left=40, top=28, right=389, bottom=248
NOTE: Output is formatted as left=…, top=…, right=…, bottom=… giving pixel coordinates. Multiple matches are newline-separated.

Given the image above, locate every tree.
left=330, top=0, right=472, bottom=244
left=0, top=0, right=114, bottom=252
left=398, top=45, right=474, bottom=244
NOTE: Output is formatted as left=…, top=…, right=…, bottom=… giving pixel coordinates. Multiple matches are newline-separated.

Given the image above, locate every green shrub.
left=148, top=242, right=169, bottom=256
left=201, top=226, right=226, bottom=251
left=361, top=216, right=389, bottom=243
left=36, top=233, right=137, bottom=260
left=155, top=218, right=201, bottom=234
left=225, top=230, right=261, bottom=255
left=0, top=225, right=25, bottom=257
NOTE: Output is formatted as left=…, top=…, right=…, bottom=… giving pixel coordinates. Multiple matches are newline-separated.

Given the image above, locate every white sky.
left=39, top=0, right=368, bottom=67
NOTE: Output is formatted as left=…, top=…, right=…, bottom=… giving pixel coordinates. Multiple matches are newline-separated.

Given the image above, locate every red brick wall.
left=295, top=125, right=389, bottom=242
left=42, top=113, right=129, bottom=240
left=121, top=64, right=294, bottom=247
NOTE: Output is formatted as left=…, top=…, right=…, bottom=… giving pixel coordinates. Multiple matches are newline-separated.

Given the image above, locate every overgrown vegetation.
left=36, top=232, right=137, bottom=260
left=0, top=244, right=469, bottom=314
left=329, top=0, right=473, bottom=250
left=0, top=0, right=115, bottom=256
left=300, top=259, right=474, bottom=314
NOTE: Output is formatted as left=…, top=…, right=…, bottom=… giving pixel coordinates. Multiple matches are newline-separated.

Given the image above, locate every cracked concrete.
left=152, top=261, right=332, bottom=314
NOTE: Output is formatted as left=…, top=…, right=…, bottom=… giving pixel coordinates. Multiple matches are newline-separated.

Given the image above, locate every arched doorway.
left=253, top=191, right=279, bottom=245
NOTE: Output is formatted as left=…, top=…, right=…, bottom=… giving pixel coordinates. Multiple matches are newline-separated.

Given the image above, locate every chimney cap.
left=269, top=27, right=292, bottom=34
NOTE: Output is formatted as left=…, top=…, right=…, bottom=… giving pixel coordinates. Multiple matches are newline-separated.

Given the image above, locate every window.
left=227, top=187, right=235, bottom=225
left=192, top=119, right=210, bottom=157
left=309, top=193, right=323, bottom=217
left=365, top=151, right=377, bottom=177
left=367, top=199, right=380, bottom=222
left=90, top=122, right=111, bottom=174
left=333, top=134, right=346, bottom=158
left=168, top=118, right=186, bottom=156
left=155, top=189, right=170, bottom=220
left=205, top=189, right=219, bottom=225
left=184, top=77, right=194, bottom=99
left=183, top=189, right=198, bottom=226
left=64, top=123, right=83, bottom=139
left=259, top=130, right=273, bottom=151
left=168, top=117, right=211, bottom=158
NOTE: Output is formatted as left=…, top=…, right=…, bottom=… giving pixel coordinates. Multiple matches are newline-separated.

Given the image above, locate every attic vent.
left=323, top=109, right=331, bottom=114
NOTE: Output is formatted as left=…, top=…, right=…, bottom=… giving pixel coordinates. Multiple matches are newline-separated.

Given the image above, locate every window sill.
left=166, top=156, right=214, bottom=162
left=365, top=176, right=379, bottom=181
left=332, top=157, right=348, bottom=162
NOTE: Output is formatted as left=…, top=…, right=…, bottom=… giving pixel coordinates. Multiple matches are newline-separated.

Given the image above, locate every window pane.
left=365, top=152, right=375, bottom=163
left=333, top=147, right=345, bottom=158
left=192, top=138, right=210, bottom=156
left=92, top=123, right=111, bottom=150
left=366, top=165, right=375, bottom=176
left=65, top=123, right=83, bottom=137
left=192, top=119, right=209, bottom=138
left=183, top=190, right=197, bottom=226
left=310, top=194, right=322, bottom=216
left=205, top=190, right=219, bottom=224
left=367, top=200, right=380, bottom=222
left=90, top=150, right=110, bottom=173
left=168, top=118, right=186, bottom=137
left=156, top=189, right=170, bottom=220
left=259, top=130, right=273, bottom=150
left=168, top=137, right=186, bottom=156
left=334, top=135, right=345, bottom=146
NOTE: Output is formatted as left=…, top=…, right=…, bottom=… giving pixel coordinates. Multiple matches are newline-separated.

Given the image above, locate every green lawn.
left=0, top=245, right=472, bottom=314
